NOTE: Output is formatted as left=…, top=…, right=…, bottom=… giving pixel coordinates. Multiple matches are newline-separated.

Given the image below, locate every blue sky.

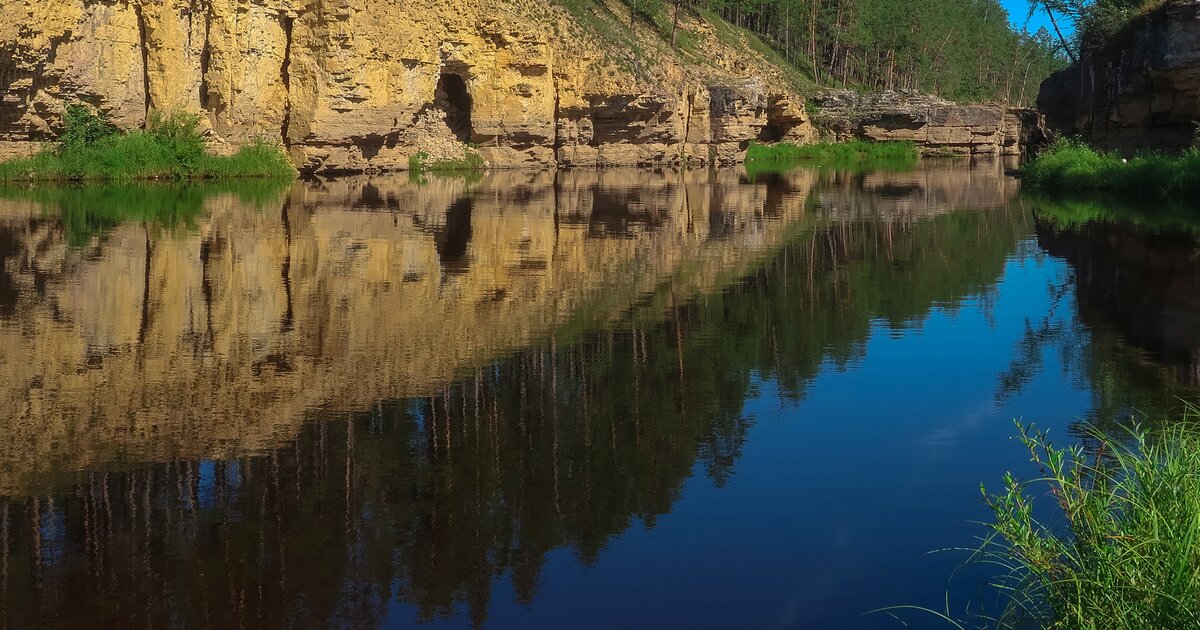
left=1002, top=0, right=1076, bottom=36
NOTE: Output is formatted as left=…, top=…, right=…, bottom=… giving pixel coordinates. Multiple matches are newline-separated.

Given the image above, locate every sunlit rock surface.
left=0, top=0, right=815, bottom=171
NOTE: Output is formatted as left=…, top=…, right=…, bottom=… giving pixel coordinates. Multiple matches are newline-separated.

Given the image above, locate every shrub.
left=59, top=104, right=118, bottom=152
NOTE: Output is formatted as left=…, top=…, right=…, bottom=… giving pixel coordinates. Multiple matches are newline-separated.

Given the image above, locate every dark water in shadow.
left=0, top=163, right=1196, bottom=628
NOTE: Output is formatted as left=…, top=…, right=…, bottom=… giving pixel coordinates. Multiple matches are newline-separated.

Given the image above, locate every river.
left=0, top=161, right=1194, bottom=628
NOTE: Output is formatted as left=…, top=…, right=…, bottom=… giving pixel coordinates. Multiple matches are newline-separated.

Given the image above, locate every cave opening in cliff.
left=436, top=72, right=474, bottom=143
left=757, top=123, right=784, bottom=142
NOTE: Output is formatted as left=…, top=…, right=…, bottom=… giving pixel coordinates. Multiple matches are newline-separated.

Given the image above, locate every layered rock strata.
left=811, top=90, right=1045, bottom=156
left=1038, top=0, right=1200, bottom=151
left=0, top=0, right=815, bottom=172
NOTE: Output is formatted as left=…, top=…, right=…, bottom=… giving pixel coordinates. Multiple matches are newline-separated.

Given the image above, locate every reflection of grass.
left=976, top=420, right=1200, bottom=629
left=0, top=179, right=291, bottom=246
left=1023, top=138, right=1200, bottom=200
left=1027, top=191, right=1200, bottom=232
left=745, top=141, right=918, bottom=178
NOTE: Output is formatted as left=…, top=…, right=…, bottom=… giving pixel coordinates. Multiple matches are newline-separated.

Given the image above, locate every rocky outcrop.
left=1037, top=0, right=1200, bottom=152
left=810, top=90, right=1044, bottom=156
left=0, top=0, right=815, bottom=172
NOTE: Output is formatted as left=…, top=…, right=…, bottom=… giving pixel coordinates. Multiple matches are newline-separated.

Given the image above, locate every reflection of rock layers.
left=1037, top=219, right=1200, bottom=387
left=0, top=184, right=1026, bottom=629
left=812, top=158, right=1021, bottom=220
left=0, top=169, right=816, bottom=494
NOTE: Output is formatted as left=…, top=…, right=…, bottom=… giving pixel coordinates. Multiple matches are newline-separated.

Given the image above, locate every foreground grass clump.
left=1022, top=138, right=1200, bottom=200
left=0, top=105, right=295, bottom=182
left=745, top=140, right=919, bottom=173
left=979, top=420, right=1200, bottom=629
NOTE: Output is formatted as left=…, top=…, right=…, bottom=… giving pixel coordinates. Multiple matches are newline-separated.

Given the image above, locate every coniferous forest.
left=623, top=0, right=1068, bottom=104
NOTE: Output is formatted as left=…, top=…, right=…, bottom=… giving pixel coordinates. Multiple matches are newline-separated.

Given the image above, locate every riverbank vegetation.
left=1021, top=138, right=1200, bottom=200
left=978, top=420, right=1200, bottom=629
left=588, top=0, right=1065, bottom=104
left=745, top=140, right=919, bottom=172
left=0, top=105, right=295, bottom=183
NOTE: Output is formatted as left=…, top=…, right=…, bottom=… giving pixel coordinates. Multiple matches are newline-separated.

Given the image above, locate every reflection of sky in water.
left=392, top=243, right=1092, bottom=629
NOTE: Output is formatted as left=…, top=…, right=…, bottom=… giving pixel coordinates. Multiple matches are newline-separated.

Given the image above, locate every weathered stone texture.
left=0, top=0, right=816, bottom=171
left=811, top=90, right=1038, bottom=156
left=1037, top=0, right=1200, bottom=152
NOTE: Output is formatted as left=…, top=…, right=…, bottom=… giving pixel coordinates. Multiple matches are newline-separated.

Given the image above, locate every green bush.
left=0, top=104, right=295, bottom=182
left=977, top=420, right=1200, bottom=629
left=59, top=104, right=118, bottom=151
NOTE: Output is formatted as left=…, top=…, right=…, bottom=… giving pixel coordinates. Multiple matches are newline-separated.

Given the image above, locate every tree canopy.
left=630, top=0, right=1068, bottom=103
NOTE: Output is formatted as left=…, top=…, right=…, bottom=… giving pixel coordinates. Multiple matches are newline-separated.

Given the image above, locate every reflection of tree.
left=995, top=278, right=1081, bottom=403
left=1012, top=214, right=1200, bottom=435
left=0, top=187, right=1026, bottom=629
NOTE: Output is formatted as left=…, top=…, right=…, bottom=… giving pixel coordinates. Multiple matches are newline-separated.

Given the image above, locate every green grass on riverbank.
left=745, top=140, right=919, bottom=174
left=978, top=420, right=1200, bottom=629
left=1022, top=138, right=1200, bottom=200
left=0, top=105, right=295, bottom=183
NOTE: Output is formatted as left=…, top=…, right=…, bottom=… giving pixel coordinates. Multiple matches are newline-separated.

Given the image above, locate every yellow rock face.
left=0, top=0, right=815, bottom=171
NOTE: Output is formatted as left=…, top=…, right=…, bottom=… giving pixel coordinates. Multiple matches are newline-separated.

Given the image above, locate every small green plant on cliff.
left=409, top=147, right=486, bottom=174
left=973, top=420, right=1200, bottom=629
left=745, top=140, right=919, bottom=174
left=1021, top=138, right=1200, bottom=201
left=0, top=105, right=295, bottom=182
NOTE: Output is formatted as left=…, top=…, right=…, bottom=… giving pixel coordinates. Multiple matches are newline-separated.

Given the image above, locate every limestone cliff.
left=0, top=0, right=818, bottom=172
left=1038, top=0, right=1200, bottom=151
left=810, top=91, right=1047, bottom=156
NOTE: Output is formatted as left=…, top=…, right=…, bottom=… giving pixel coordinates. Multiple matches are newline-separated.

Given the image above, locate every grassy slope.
left=552, top=0, right=816, bottom=94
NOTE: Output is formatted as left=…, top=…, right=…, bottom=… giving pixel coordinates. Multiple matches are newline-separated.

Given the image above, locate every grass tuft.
left=1021, top=138, right=1200, bottom=201
left=976, top=418, right=1200, bottom=629
left=0, top=105, right=295, bottom=183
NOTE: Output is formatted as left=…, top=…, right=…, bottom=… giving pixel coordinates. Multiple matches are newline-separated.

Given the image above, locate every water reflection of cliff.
left=0, top=164, right=1024, bottom=628
left=0, top=169, right=817, bottom=494
left=1036, top=216, right=1200, bottom=423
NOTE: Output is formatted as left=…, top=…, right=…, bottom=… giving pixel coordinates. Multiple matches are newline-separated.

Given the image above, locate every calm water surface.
left=0, top=163, right=1196, bottom=628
